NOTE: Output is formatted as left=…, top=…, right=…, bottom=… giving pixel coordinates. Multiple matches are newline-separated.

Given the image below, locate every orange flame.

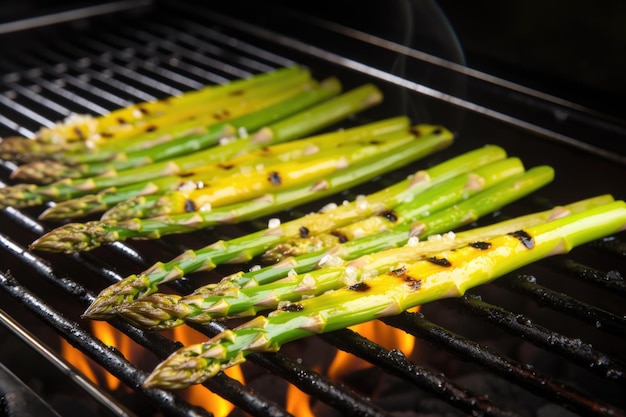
left=61, top=321, right=245, bottom=417
left=286, top=379, right=316, bottom=417
left=328, top=307, right=419, bottom=379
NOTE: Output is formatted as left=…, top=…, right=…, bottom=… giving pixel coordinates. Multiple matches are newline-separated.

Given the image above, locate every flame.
left=60, top=321, right=141, bottom=391
left=59, top=337, right=100, bottom=385
left=328, top=307, right=419, bottom=379
left=286, top=379, right=316, bottom=417
left=61, top=321, right=245, bottom=417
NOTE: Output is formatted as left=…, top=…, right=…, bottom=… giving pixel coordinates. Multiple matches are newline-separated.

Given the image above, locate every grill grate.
left=0, top=2, right=625, bottom=417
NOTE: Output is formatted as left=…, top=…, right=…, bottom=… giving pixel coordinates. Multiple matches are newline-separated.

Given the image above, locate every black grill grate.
left=0, top=2, right=624, bottom=417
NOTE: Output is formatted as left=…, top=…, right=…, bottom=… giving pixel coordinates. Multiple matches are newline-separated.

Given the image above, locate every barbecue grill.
left=0, top=1, right=624, bottom=416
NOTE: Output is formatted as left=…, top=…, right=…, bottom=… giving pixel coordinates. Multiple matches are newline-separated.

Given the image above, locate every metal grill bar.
left=319, top=328, right=520, bottom=417
left=0, top=3, right=624, bottom=417
left=442, top=294, right=626, bottom=384
left=0, top=308, right=138, bottom=417
left=499, top=274, right=626, bottom=338
left=0, top=188, right=397, bottom=417
left=0, top=270, right=213, bottom=417
left=551, top=259, right=626, bottom=295
left=0, top=231, right=291, bottom=417
left=382, top=312, right=625, bottom=417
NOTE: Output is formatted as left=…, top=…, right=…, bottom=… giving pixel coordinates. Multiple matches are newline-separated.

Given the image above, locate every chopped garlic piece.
left=268, top=218, right=281, bottom=229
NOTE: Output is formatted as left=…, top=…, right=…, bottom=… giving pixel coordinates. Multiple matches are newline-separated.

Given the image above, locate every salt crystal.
left=406, top=236, right=420, bottom=246
left=249, top=264, right=261, bottom=272
left=320, top=202, right=338, bottom=213
left=342, top=266, right=358, bottom=286
left=178, top=181, right=198, bottom=192
left=287, top=269, right=298, bottom=277
left=268, top=218, right=281, bottom=228
left=219, top=136, right=236, bottom=145
left=238, top=126, right=249, bottom=138
left=428, top=234, right=442, bottom=241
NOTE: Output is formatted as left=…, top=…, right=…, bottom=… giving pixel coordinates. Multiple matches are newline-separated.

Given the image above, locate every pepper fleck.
left=299, top=226, right=310, bottom=238
left=268, top=171, right=282, bottom=185
left=380, top=210, right=398, bottom=223
left=509, top=230, right=535, bottom=249
left=184, top=199, right=197, bottom=213
left=281, top=303, right=304, bottom=312
left=427, top=256, right=452, bottom=267
left=145, top=125, right=158, bottom=133
left=470, top=241, right=492, bottom=250
left=389, top=266, right=408, bottom=277
left=331, top=230, right=348, bottom=243
left=349, top=282, right=371, bottom=292
left=404, top=276, right=422, bottom=291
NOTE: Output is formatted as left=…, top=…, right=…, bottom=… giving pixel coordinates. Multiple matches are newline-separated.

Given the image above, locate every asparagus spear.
left=39, top=116, right=411, bottom=220
left=10, top=71, right=317, bottom=181
left=0, top=66, right=307, bottom=157
left=1, top=80, right=380, bottom=209
left=118, top=161, right=562, bottom=330
left=142, top=200, right=626, bottom=389
left=32, top=124, right=455, bottom=255
left=78, top=145, right=515, bottom=320
left=101, top=130, right=421, bottom=221
left=9, top=76, right=339, bottom=184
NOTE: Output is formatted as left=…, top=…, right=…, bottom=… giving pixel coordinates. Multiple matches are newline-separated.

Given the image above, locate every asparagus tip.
left=83, top=273, right=155, bottom=320
left=30, top=221, right=113, bottom=253
left=39, top=194, right=108, bottom=221
left=10, top=161, right=81, bottom=184
left=115, top=293, right=187, bottom=330
left=143, top=337, right=233, bottom=389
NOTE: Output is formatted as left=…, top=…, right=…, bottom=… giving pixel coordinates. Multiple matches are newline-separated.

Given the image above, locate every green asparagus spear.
left=0, top=66, right=308, bottom=158
left=142, top=199, right=626, bottom=389
left=32, top=124, right=454, bottom=255
left=78, top=144, right=518, bottom=320
left=118, top=161, right=563, bottom=330
left=11, top=70, right=318, bottom=183
left=1, top=80, right=381, bottom=209
left=39, top=116, right=411, bottom=220
left=9, top=76, right=337, bottom=184
left=100, top=130, right=422, bottom=221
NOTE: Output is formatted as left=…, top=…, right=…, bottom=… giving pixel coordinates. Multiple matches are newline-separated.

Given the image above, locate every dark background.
left=1, top=0, right=625, bottom=120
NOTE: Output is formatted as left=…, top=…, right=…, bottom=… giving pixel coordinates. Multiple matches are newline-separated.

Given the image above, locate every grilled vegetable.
left=142, top=199, right=626, bottom=389
left=0, top=81, right=382, bottom=209
left=118, top=162, right=568, bottom=330
left=39, top=116, right=411, bottom=220
left=11, top=71, right=317, bottom=182
left=100, top=129, right=423, bottom=221
left=32, top=124, right=454, bottom=254
left=0, top=66, right=308, bottom=159
left=79, top=144, right=526, bottom=320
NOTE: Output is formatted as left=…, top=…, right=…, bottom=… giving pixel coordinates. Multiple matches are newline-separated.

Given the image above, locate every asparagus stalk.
left=10, top=71, right=317, bottom=182
left=78, top=145, right=519, bottom=320
left=9, top=76, right=338, bottom=184
left=142, top=200, right=626, bottom=389
left=39, top=116, right=411, bottom=220
left=33, top=124, right=455, bottom=255
left=101, top=130, right=421, bottom=221
left=0, top=66, right=307, bottom=157
left=1, top=80, right=381, bottom=209
left=118, top=162, right=565, bottom=330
